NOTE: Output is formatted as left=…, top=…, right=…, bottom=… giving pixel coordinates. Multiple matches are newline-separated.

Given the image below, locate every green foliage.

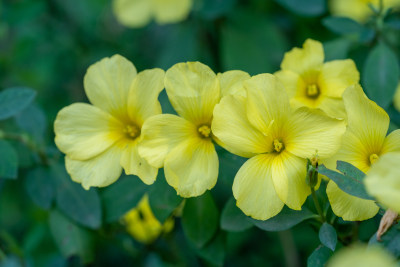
left=220, top=197, right=253, bottom=232
left=24, top=166, right=56, bottom=209
left=319, top=223, right=337, bottom=251
left=0, top=140, right=18, bottom=179
left=307, top=245, right=333, bottom=267
left=322, top=16, right=364, bottom=34
left=0, top=87, right=36, bottom=121
left=275, top=0, right=326, bottom=16
left=369, top=225, right=400, bottom=257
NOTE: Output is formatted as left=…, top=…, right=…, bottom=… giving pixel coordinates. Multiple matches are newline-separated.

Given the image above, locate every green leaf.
left=195, top=0, right=236, bottom=19
left=362, top=42, right=400, bottom=108
left=220, top=197, right=252, bottom=232
left=251, top=206, right=317, bottom=232
left=148, top=170, right=182, bottom=223
left=0, top=140, right=18, bottom=179
left=101, top=175, right=148, bottom=223
left=0, top=87, right=36, bottom=120
left=196, top=232, right=225, bottom=266
left=307, top=245, right=333, bottom=267
left=24, top=166, right=56, bottom=209
left=49, top=209, right=94, bottom=263
left=324, top=38, right=352, bottom=61
left=54, top=164, right=102, bottom=229
left=318, top=162, right=373, bottom=200
left=275, top=0, right=326, bottom=16
left=182, top=192, right=219, bottom=248
left=322, top=16, right=363, bottom=34
left=15, top=104, right=46, bottom=144
left=369, top=225, right=400, bottom=257
left=319, top=223, right=337, bottom=251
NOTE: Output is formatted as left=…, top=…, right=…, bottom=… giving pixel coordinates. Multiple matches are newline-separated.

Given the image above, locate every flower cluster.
left=54, top=39, right=400, bottom=223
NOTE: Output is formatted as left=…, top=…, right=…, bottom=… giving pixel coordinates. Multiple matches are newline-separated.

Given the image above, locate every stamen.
left=273, top=139, right=284, bottom=153
left=198, top=125, right=211, bottom=138
left=369, top=153, right=379, bottom=165
left=124, top=124, right=140, bottom=139
left=306, top=84, right=320, bottom=98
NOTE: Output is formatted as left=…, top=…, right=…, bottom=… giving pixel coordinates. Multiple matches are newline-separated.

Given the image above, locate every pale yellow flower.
left=326, top=85, right=400, bottom=221
left=113, top=0, right=193, bottom=28
left=212, top=74, right=346, bottom=220
left=393, top=82, right=400, bottom=112
left=275, top=39, right=359, bottom=119
left=54, top=55, right=164, bottom=189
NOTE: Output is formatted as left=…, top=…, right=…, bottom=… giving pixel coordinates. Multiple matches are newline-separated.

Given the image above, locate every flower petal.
left=128, top=68, right=164, bottom=126
left=65, top=145, right=123, bottom=190
left=84, top=54, right=137, bottom=118
left=54, top=103, right=124, bottom=161
left=281, top=39, right=324, bottom=75
left=381, top=129, right=400, bottom=154
left=233, top=154, right=284, bottom=220
left=218, top=70, right=250, bottom=97
left=274, top=70, right=306, bottom=99
left=153, top=0, right=192, bottom=24
left=271, top=152, right=309, bottom=210
left=112, top=0, right=152, bottom=28
left=164, top=62, right=220, bottom=125
left=326, top=180, right=379, bottom=221
left=164, top=138, right=218, bottom=197
left=212, top=95, right=269, bottom=158
left=138, top=114, right=196, bottom=168
left=317, top=96, right=347, bottom=120
left=285, top=107, right=346, bottom=159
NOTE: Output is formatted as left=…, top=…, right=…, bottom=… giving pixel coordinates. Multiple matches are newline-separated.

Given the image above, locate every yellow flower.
left=365, top=152, right=400, bottom=213
left=212, top=74, right=346, bottom=220
left=124, top=195, right=174, bottom=244
left=138, top=62, right=250, bottom=197
left=330, top=0, right=400, bottom=22
left=275, top=39, right=359, bottom=119
left=54, top=55, right=164, bottom=189
left=393, top=82, right=400, bottom=112
left=326, top=85, right=400, bottom=221
left=113, top=0, right=193, bottom=28
left=328, top=244, right=397, bottom=267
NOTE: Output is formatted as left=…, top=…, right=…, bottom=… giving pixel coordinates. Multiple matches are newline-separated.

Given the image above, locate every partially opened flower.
left=139, top=62, right=250, bottom=197
left=113, top=0, right=193, bottom=28
left=326, top=85, right=400, bottom=221
left=275, top=39, right=359, bottom=119
left=54, top=55, right=164, bottom=189
left=212, top=74, right=346, bottom=220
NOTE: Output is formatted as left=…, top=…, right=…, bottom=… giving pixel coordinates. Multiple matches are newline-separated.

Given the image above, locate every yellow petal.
left=54, top=103, right=124, bottom=161
left=245, top=73, right=290, bottom=134
left=326, top=180, right=379, bottom=221
left=281, top=39, right=324, bottom=75
left=271, top=151, right=310, bottom=210
left=65, top=145, right=123, bottom=190
left=285, top=107, right=346, bottom=159
left=343, top=85, right=389, bottom=153
left=318, top=59, right=360, bottom=98
left=212, top=95, right=269, bottom=158
left=152, top=0, right=192, bottom=24
left=139, top=114, right=196, bottom=168
left=233, top=154, right=284, bottom=220
left=274, top=70, right=306, bottom=99
left=164, top=62, right=220, bottom=125
left=317, top=96, right=347, bottom=120
left=394, top=82, right=400, bottom=112
left=217, top=70, right=250, bottom=97
left=112, top=0, right=152, bottom=28
left=365, top=152, right=400, bottom=213
left=120, top=141, right=158, bottom=185
left=84, top=54, right=137, bottom=118
left=164, top=138, right=218, bottom=197
left=128, top=68, right=164, bottom=126
left=381, top=129, right=400, bottom=154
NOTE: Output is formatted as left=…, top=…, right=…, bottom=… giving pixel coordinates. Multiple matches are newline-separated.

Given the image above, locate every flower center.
left=273, top=139, right=284, bottom=153
left=198, top=125, right=211, bottom=138
left=306, top=84, right=320, bottom=99
left=369, top=153, right=379, bottom=165
left=123, top=124, right=140, bottom=139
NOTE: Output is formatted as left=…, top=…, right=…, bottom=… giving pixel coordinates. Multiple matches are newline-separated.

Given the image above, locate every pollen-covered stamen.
left=124, top=124, right=140, bottom=139
left=273, top=139, right=284, bottom=153
left=369, top=153, right=379, bottom=165
left=198, top=125, right=211, bottom=138
left=306, top=84, right=320, bottom=98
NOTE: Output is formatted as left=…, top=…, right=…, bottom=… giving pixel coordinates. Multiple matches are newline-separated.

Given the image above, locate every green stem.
left=311, top=186, right=325, bottom=222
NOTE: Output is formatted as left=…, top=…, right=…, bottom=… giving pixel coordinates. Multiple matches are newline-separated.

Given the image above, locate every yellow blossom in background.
left=212, top=74, right=345, bottom=220
left=139, top=62, right=249, bottom=197
left=365, top=152, right=400, bottom=213
left=393, top=82, right=400, bottom=112
left=54, top=55, right=164, bottom=189
left=326, top=85, right=400, bottom=221
left=113, top=0, right=193, bottom=28
left=328, top=244, right=397, bottom=267
left=275, top=39, right=359, bottom=119
left=124, top=195, right=174, bottom=244
left=330, top=0, right=400, bottom=22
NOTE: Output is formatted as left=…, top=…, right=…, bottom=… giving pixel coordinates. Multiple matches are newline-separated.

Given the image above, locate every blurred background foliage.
left=1, top=0, right=400, bottom=266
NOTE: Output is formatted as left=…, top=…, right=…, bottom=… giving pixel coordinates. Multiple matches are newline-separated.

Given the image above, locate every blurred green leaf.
left=362, top=42, right=400, bottom=108
left=24, top=166, right=56, bottom=210
left=101, top=175, right=148, bottom=223
left=196, top=232, right=225, bottom=266
left=322, top=17, right=363, bottom=35
left=274, top=0, right=326, bottom=17
left=251, top=206, right=316, bottom=232
left=369, top=225, right=400, bottom=257
left=318, top=223, right=337, bottom=251
left=15, top=103, right=46, bottom=144
left=0, top=140, right=18, bottom=179
left=307, top=245, right=332, bottom=267
left=182, top=191, right=219, bottom=248
left=54, top=164, right=102, bottom=229
left=195, top=0, right=236, bottom=19
left=324, top=38, right=352, bottom=61
left=0, top=87, right=36, bottom=120
left=220, top=197, right=252, bottom=232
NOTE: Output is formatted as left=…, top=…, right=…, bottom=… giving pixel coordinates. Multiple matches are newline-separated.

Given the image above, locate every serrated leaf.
left=251, top=206, right=317, bottom=232
left=24, top=166, right=56, bottom=209
left=319, top=223, right=337, bottom=251
left=275, top=0, right=326, bottom=16
left=220, top=197, right=252, bottom=232
left=307, top=245, right=333, bottom=267
left=322, top=16, right=363, bottom=34
left=0, top=140, right=18, bottom=179
left=0, top=87, right=36, bottom=120
left=182, top=192, right=219, bottom=248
